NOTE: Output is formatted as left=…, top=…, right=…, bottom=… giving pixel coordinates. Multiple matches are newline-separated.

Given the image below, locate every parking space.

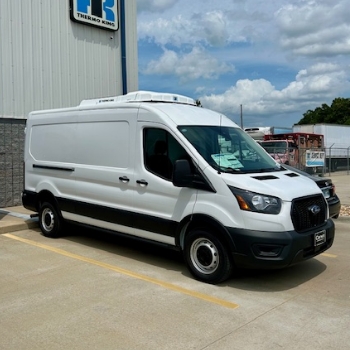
left=1, top=218, right=349, bottom=350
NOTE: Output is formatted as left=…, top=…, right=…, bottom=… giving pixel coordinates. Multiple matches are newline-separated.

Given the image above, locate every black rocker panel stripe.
left=57, top=197, right=177, bottom=238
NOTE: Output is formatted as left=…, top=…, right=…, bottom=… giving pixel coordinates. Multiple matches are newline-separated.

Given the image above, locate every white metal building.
left=0, top=0, right=138, bottom=206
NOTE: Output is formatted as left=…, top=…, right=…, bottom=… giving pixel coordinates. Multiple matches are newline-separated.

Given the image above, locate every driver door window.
left=144, top=128, right=188, bottom=180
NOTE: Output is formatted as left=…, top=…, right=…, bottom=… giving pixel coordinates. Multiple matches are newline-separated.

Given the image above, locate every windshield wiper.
left=211, top=163, right=242, bottom=174
left=225, top=167, right=247, bottom=173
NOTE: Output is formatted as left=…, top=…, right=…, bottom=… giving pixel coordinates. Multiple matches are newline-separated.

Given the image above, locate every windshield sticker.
left=211, top=153, right=243, bottom=168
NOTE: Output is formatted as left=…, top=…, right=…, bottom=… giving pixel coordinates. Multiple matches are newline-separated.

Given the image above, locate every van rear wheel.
left=39, top=202, right=62, bottom=238
left=184, top=229, right=232, bottom=284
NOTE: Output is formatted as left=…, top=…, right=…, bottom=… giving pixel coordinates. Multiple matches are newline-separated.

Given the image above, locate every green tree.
left=297, top=98, right=350, bottom=125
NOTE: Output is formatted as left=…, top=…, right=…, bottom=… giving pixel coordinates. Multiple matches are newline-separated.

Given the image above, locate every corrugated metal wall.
left=0, top=0, right=138, bottom=119
left=124, top=0, right=138, bottom=93
left=0, top=0, right=138, bottom=207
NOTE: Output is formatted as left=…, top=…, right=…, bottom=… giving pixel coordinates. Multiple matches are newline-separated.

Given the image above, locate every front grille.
left=291, top=194, right=326, bottom=232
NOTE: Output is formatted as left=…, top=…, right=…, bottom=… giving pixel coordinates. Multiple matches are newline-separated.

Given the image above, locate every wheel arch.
left=176, top=214, right=237, bottom=253
left=37, top=190, right=63, bottom=217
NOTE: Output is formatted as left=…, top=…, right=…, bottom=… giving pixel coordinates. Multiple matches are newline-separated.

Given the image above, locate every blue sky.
left=136, top=0, right=350, bottom=128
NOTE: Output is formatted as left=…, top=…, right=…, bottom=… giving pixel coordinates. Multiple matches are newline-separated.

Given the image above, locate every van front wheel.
left=39, top=202, right=62, bottom=238
left=184, top=230, right=232, bottom=284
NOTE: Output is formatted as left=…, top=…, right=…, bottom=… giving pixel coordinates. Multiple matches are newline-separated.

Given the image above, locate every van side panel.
left=75, top=121, right=129, bottom=167
left=25, top=112, right=78, bottom=206
left=24, top=107, right=138, bottom=234
left=30, top=123, right=76, bottom=163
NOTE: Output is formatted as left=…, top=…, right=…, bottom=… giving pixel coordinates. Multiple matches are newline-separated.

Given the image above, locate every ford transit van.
left=22, top=91, right=335, bottom=284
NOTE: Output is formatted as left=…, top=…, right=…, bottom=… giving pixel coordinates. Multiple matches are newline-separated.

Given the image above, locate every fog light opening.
left=253, top=244, right=283, bottom=257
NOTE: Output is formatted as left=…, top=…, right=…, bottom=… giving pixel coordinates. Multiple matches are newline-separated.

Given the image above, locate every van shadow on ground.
left=62, top=222, right=327, bottom=293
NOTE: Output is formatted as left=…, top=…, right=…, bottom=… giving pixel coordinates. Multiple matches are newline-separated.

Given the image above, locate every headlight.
left=229, top=186, right=281, bottom=214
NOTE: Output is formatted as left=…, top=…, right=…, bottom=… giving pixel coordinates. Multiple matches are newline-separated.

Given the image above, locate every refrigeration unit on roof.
left=79, top=91, right=197, bottom=107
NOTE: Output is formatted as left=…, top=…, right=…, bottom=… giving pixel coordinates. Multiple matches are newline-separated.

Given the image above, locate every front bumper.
left=228, top=219, right=335, bottom=269
left=328, top=196, right=341, bottom=218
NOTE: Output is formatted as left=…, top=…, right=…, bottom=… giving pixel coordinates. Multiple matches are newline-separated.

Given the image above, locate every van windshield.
left=178, top=125, right=281, bottom=173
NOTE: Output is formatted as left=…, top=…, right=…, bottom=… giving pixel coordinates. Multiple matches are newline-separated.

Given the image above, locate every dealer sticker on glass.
left=211, top=153, right=243, bottom=169
left=314, top=230, right=326, bottom=246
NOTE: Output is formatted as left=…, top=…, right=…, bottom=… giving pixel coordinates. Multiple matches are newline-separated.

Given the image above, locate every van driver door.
left=131, top=122, right=198, bottom=246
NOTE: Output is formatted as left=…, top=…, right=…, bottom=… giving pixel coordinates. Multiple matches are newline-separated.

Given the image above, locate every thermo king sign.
left=70, top=0, right=119, bottom=31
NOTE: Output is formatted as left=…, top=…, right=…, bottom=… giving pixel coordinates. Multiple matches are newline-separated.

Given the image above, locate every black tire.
left=184, top=229, right=233, bottom=284
left=39, top=202, right=62, bottom=238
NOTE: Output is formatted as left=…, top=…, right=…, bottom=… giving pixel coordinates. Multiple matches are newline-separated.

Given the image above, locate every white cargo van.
left=22, top=91, right=335, bottom=284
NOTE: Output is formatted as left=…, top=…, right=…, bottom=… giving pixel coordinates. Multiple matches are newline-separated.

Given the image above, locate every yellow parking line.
left=4, top=233, right=239, bottom=310
left=321, top=253, right=337, bottom=258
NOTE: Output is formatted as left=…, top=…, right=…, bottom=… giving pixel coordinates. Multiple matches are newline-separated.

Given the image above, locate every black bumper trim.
left=226, top=219, right=335, bottom=269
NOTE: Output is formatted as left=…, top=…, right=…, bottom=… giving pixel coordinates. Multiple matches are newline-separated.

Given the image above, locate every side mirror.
left=172, top=159, right=193, bottom=187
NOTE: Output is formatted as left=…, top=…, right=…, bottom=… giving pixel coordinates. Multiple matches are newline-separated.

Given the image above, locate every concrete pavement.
left=327, top=170, right=350, bottom=206
left=0, top=172, right=349, bottom=350
left=0, top=206, right=38, bottom=234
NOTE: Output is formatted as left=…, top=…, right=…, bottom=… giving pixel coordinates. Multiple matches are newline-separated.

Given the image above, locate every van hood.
left=219, top=170, right=322, bottom=202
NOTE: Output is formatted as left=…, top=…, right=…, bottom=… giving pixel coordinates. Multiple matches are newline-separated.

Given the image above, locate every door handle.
left=136, top=179, right=148, bottom=186
left=119, top=176, right=130, bottom=183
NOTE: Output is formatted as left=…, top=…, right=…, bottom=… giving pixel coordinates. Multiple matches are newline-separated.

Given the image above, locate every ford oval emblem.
left=309, top=204, right=321, bottom=215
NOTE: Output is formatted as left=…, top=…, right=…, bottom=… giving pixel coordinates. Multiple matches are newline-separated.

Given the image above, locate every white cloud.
left=137, top=0, right=350, bottom=125
left=138, top=5, right=278, bottom=47
left=137, top=0, right=179, bottom=13
left=200, top=79, right=275, bottom=116
left=199, top=63, right=350, bottom=123
left=272, top=63, right=349, bottom=102
left=192, top=11, right=228, bottom=46
left=138, top=15, right=193, bottom=47
left=276, top=0, right=350, bottom=57
left=142, top=47, right=235, bottom=82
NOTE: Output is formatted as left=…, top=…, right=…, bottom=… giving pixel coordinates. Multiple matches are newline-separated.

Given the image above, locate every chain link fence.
left=279, top=147, right=350, bottom=175
left=324, top=147, right=350, bottom=175
left=0, top=119, right=26, bottom=208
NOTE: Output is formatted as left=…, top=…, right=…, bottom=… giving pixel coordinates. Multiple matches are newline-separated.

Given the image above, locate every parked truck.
left=259, top=132, right=325, bottom=172
left=292, top=124, right=350, bottom=171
